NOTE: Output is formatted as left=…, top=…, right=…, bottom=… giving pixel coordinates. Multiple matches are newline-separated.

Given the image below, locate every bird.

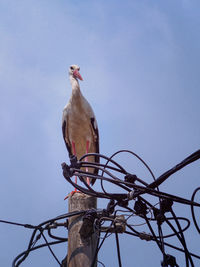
left=62, top=64, right=99, bottom=196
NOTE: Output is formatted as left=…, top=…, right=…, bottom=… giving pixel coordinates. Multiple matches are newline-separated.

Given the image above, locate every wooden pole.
left=63, top=192, right=97, bottom=267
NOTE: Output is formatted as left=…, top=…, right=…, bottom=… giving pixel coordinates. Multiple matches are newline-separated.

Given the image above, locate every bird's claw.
left=64, top=189, right=81, bottom=200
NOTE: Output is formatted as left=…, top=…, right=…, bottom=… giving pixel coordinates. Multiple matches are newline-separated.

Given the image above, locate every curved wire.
left=191, top=187, right=200, bottom=234
left=7, top=149, right=200, bottom=266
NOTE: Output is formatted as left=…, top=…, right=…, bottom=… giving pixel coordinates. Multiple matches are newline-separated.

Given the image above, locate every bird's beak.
left=73, top=70, right=83, bottom=81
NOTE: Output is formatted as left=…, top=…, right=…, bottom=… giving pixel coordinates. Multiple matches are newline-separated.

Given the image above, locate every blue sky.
left=0, top=0, right=200, bottom=266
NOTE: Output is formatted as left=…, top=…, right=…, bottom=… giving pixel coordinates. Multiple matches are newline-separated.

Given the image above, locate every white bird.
left=62, top=64, right=99, bottom=194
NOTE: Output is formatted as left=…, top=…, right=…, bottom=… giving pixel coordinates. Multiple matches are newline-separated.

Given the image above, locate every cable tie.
left=134, top=199, right=147, bottom=216
left=70, top=155, right=81, bottom=169
left=160, top=199, right=173, bottom=213
left=138, top=231, right=152, bottom=241
left=124, top=174, right=137, bottom=184
left=114, top=215, right=126, bottom=233
left=101, top=209, right=110, bottom=218
left=46, top=223, right=58, bottom=229
left=24, top=224, right=37, bottom=229
left=106, top=199, right=115, bottom=214
left=127, top=190, right=135, bottom=200
left=118, top=198, right=129, bottom=208
left=153, top=208, right=165, bottom=225
left=161, top=254, right=179, bottom=267
left=61, top=162, right=74, bottom=177
left=56, top=221, right=69, bottom=228
left=79, top=209, right=97, bottom=239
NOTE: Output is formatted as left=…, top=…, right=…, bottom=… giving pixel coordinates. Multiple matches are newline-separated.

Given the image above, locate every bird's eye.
left=78, top=68, right=80, bottom=71
left=70, top=66, right=74, bottom=70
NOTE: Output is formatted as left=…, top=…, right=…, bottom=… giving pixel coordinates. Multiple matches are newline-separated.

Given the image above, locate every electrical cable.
left=191, top=187, right=200, bottom=234
left=149, top=149, right=200, bottom=189
left=114, top=229, right=122, bottom=267
left=40, top=230, right=61, bottom=266
left=12, top=240, right=66, bottom=267
left=165, top=217, right=191, bottom=267
left=2, top=148, right=199, bottom=267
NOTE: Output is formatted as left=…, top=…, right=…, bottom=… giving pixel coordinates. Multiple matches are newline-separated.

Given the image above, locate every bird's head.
left=69, top=65, right=83, bottom=81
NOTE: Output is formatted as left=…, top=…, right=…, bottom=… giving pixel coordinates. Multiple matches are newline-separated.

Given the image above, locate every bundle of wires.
left=2, top=149, right=200, bottom=266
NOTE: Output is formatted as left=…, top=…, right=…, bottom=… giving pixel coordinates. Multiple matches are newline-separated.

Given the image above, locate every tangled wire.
left=2, top=149, right=200, bottom=266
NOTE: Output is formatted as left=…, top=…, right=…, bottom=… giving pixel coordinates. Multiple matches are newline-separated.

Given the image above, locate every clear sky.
left=0, top=0, right=200, bottom=266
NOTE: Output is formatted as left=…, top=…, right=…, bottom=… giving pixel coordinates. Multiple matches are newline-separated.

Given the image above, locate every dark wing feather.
left=90, top=117, right=100, bottom=185
left=62, top=120, right=72, bottom=157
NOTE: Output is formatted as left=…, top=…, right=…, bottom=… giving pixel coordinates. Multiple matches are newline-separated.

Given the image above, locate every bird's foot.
left=64, top=189, right=82, bottom=200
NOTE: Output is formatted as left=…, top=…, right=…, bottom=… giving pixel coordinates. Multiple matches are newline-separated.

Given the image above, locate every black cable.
left=127, top=183, right=200, bottom=207
left=90, top=226, right=101, bottom=267
left=149, top=149, right=200, bottom=189
left=79, top=150, right=157, bottom=201
left=97, top=149, right=156, bottom=203
left=158, top=223, right=165, bottom=261
left=124, top=231, right=200, bottom=260
left=62, top=164, right=128, bottom=199
left=97, top=260, right=106, bottom=267
left=99, top=149, right=156, bottom=181
left=144, top=216, right=163, bottom=253
left=0, top=220, right=36, bottom=229
left=40, top=230, right=61, bottom=266
left=12, top=240, right=66, bottom=267
left=8, top=149, right=200, bottom=267
left=76, top=165, right=131, bottom=191
left=12, top=210, right=88, bottom=266
left=47, top=228, right=68, bottom=242
left=64, top=161, right=200, bottom=208
left=165, top=215, right=192, bottom=267
left=114, top=230, right=122, bottom=267
left=97, top=150, right=151, bottom=203
left=14, top=227, right=39, bottom=266
left=79, top=152, right=127, bottom=173
left=80, top=160, right=126, bottom=175
left=171, top=208, right=194, bottom=267
left=90, top=220, right=115, bottom=267
left=160, top=241, right=200, bottom=260
left=157, top=217, right=190, bottom=239
left=191, top=187, right=200, bottom=234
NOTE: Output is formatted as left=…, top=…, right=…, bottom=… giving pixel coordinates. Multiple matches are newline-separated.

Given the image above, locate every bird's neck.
left=70, top=76, right=82, bottom=99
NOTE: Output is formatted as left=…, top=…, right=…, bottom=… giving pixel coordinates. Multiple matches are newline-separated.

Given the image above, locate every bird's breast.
left=68, top=109, right=93, bottom=142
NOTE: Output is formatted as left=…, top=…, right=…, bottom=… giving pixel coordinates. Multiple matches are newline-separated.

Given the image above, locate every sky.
left=0, top=0, right=200, bottom=266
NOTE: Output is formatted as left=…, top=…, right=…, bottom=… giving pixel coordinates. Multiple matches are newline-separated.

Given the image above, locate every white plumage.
left=62, top=64, right=99, bottom=186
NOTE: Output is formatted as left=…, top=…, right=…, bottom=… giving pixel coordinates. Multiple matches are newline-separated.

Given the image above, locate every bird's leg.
left=64, top=141, right=79, bottom=200
left=85, top=140, right=90, bottom=186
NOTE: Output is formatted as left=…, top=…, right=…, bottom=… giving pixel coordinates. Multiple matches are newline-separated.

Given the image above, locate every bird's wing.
left=90, top=117, right=99, bottom=154
left=83, top=98, right=99, bottom=156
left=62, top=109, right=72, bottom=157
left=90, top=116, right=100, bottom=183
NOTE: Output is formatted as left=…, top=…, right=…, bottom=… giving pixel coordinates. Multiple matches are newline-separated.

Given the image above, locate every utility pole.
left=62, top=192, right=97, bottom=267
